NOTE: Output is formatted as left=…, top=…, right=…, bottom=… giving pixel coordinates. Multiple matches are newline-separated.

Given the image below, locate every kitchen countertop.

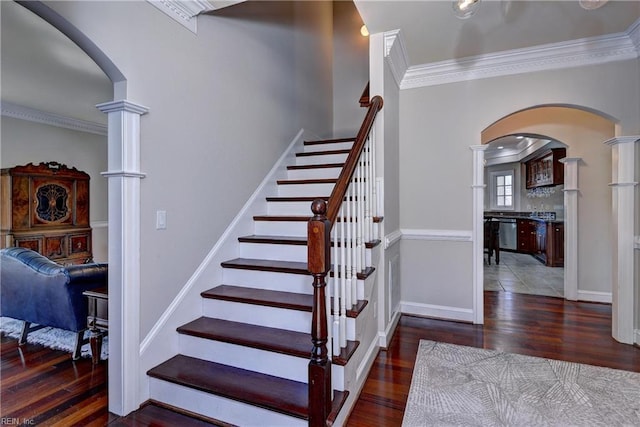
left=484, top=212, right=564, bottom=223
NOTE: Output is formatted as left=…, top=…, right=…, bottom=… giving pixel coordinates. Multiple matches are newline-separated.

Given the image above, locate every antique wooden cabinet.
left=1, top=162, right=92, bottom=265
left=546, top=222, right=564, bottom=267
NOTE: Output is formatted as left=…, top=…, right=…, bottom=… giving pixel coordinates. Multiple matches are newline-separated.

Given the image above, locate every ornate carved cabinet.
left=1, top=162, right=93, bottom=265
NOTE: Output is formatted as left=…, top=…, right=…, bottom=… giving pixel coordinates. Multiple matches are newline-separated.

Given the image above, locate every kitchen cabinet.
left=517, top=218, right=546, bottom=255
left=546, top=222, right=564, bottom=267
left=525, top=148, right=566, bottom=189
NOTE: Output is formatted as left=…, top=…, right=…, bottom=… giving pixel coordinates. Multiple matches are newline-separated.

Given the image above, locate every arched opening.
left=14, top=0, right=146, bottom=415
left=478, top=104, right=620, bottom=334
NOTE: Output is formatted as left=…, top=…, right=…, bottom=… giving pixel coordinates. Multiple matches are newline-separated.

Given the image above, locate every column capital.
left=469, top=144, right=489, bottom=152
left=96, top=100, right=149, bottom=115
left=603, top=136, right=640, bottom=146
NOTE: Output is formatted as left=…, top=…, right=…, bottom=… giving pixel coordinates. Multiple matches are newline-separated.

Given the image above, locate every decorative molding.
left=401, top=228, right=473, bottom=242
left=146, top=0, right=242, bottom=33
left=603, top=135, right=640, bottom=146
left=577, top=290, right=612, bottom=304
left=101, top=170, right=147, bottom=179
left=628, top=18, right=640, bottom=53
left=1, top=101, right=107, bottom=136
left=383, top=30, right=409, bottom=88
left=96, top=100, right=149, bottom=115
left=384, top=230, right=402, bottom=249
left=90, top=220, right=108, bottom=229
left=400, top=301, right=474, bottom=323
left=401, top=29, right=639, bottom=90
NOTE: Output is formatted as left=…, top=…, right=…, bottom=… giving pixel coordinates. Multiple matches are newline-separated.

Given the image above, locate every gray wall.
left=399, top=59, right=640, bottom=312
left=332, top=1, right=369, bottom=138
left=45, top=0, right=336, bottom=336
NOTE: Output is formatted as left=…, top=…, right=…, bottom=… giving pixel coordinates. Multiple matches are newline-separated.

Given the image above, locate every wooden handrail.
left=307, top=93, right=383, bottom=427
left=326, top=95, right=383, bottom=225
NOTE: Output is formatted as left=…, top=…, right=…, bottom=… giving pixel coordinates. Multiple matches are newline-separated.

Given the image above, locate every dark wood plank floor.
left=2, top=291, right=639, bottom=426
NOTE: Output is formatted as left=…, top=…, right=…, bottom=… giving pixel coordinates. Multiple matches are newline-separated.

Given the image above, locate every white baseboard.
left=378, top=309, right=401, bottom=348
left=577, top=290, right=612, bottom=304
left=400, top=301, right=474, bottom=322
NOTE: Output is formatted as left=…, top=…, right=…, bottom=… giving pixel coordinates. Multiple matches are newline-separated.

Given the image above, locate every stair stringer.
left=138, top=128, right=316, bottom=404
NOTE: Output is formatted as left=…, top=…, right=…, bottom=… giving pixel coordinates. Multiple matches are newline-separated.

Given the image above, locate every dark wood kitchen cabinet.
left=517, top=218, right=546, bottom=256
left=525, top=148, right=566, bottom=189
left=546, top=222, right=564, bottom=267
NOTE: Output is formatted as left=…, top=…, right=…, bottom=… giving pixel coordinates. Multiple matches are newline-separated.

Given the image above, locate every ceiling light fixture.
left=578, top=0, right=609, bottom=10
left=360, top=25, right=369, bottom=37
left=452, top=0, right=481, bottom=19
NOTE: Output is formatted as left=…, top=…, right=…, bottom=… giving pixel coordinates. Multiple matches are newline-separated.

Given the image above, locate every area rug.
left=0, top=317, right=108, bottom=360
left=403, top=340, right=640, bottom=426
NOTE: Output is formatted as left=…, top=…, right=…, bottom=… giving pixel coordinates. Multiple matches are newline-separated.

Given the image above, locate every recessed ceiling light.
left=497, top=146, right=504, bottom=149
left=516, top=136, right=524, bottom=140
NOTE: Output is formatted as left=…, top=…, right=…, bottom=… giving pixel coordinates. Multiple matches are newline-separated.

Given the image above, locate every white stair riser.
left=287, top=167, right=342, bottom=180
left=303, top=142, right=353, bottom=153
left=149, top=378, right=306, bottom=427
left=240, top=242, right=307, bottom=262
left=278, top=183, right=335, bottom=197
left=177, top=336, right=347, bottom=391
left=202, top=299, right=311, bottom=333
left=267, top=201, right=318, bottom=216
left=222, top=269, right=312, bottom=294
left=295, top=153, right=348, bottom=166
left=178, top=335, right=309, bottom=383
left=254, top=220, right=307, bottom=236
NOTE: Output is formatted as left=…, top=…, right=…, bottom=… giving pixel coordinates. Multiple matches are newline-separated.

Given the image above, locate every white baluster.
left=332, top=224, right=340, bottom=357
left=339, top=205, right=347, bottom=349
left=370, top=128, right=379, bottom=241
left=345, top=185, right=353, bottom=309
left=357, top=158, right=365, bottom=273
left=350, top=184, right=358, bottom=306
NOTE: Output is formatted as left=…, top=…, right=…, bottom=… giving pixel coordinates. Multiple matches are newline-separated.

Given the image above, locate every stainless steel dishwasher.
left=498, top=218, right=517, bottom=250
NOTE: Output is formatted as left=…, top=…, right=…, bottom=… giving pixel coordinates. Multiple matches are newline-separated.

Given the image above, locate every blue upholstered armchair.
left=0, top=247, right=108, bottom=360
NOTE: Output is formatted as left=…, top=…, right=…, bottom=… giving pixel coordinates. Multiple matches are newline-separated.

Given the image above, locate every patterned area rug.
left=403, top=340, right=640, bottom=426
left=0, top=317, right=108, bottom=360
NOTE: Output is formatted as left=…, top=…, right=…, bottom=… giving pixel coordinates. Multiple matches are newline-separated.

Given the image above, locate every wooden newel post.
left=307, top=199, right=332, bottom=427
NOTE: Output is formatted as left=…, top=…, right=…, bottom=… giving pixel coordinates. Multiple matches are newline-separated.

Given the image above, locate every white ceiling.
left=355, top=0, right=640, bottom=67
left=1, top=0, right=638, bottom=132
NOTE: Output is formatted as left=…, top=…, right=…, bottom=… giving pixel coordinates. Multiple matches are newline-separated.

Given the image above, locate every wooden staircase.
left=146, top=136, right=379, bottom=426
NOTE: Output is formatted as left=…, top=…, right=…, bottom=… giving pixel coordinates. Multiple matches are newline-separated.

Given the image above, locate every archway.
left=19, top=1, right=146, bottom=415
left=475, top=104, right=630, bottom=340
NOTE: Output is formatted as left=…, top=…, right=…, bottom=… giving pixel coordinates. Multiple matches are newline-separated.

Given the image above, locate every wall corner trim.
left=384, top=230, right=402, bottom=249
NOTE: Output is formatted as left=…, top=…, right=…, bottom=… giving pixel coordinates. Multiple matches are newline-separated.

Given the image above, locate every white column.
left=560, top=158, right=580, bottom=302
left=96, top=99, right=148, bottom=415
left=471, top=145, right=488, bottom=324
left=605, top=136, right=639, bottom=344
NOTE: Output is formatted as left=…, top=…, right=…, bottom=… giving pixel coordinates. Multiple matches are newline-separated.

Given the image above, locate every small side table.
left=83, top=286, right=108, bottom=364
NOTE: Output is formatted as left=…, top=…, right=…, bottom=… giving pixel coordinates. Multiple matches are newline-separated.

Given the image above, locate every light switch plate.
left=156, top=210, right=167, bottom=230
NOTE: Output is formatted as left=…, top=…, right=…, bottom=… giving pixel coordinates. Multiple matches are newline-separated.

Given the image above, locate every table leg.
left=89, top=329, right=102, bottom=364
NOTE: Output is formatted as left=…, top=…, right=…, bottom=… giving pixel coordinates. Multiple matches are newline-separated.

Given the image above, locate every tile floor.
left=484, top=251, right=565, bottom=298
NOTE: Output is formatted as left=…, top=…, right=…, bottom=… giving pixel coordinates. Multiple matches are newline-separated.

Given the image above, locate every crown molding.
left=383, top=29, right=409, bottom=88
left=401, top=23, right=639, bottom=90
left=1, top=101, right=107, bottom=136
left=147, top=0, right=243, bottom=33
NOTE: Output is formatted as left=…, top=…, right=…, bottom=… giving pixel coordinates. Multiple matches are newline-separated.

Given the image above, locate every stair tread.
left=304, top=137, right=355, bottom=145
left=178, top=317, right=312, bottom=358
left=277, top=178, right=337, bottom=185
left=203, top=284, right=312, bottom=311
left=238, top=234, right=382, bottom=249
left=253, top=215, right=311, bottom=221
left=296, top=149, right=350, bottom=157
left=287, top=163, right=344, bottom=170
left=222, top=258, right=308, bottom=274
left=148, top=354, right=310, bottom=419
left=222, top=257, right=376, bottom=280
left=202, top=284, right=369, bottom=320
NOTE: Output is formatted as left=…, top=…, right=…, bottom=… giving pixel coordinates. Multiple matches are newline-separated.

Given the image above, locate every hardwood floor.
left=2, top=291, right=640, bottom=426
